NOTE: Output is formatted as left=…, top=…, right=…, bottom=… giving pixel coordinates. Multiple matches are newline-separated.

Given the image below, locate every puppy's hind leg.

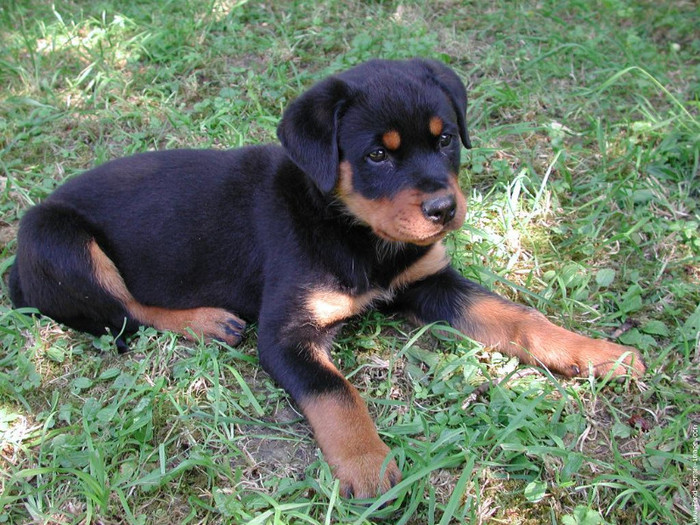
left=10, top=203, right=140, bottom=345
left=87, top=243, right=247, bottom=346
left=12, top=203, right=247, bottom=348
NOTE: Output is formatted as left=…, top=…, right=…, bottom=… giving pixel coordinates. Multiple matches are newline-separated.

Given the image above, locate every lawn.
left=1, top=0, right=698, bottom=523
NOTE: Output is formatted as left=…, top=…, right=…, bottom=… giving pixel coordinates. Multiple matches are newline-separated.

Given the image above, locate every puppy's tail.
left=8, top=258, right=26, bottom=308
left=10, top=202, right=139, bottom=342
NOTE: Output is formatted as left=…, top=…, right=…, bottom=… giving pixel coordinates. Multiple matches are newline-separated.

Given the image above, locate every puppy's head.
left=278, top=58, right=470, bottom=246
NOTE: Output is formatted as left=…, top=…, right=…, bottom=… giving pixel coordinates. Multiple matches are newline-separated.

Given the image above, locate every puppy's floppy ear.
left=277, top=77, right=350, bottom=193
left=414, top=59, right=472, bottom=149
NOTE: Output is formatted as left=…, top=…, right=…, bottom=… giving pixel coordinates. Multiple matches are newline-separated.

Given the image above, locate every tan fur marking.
left=382, top=130, right=401, bottom=151
left=300, top=386, right=400, bottom=498
left=305, top=244, right=450, bottom=328
left=88, top=241, right=245, bottom=345
left=457, top=296, right=645, bottom=378
left=337, top=162, right=467, bottom=245
left=306, top=287, right=390, bottom=328
left=390, top=243, right=449, bottom=290
left=429, top=116, right=443, bottom=136
left=448, top=175, right=468, bottom=228
left=302, top=341, right=336, bottom=370
left=89, top=241, right=137, bottom=305
left=337, top=161, right=377, bottom=226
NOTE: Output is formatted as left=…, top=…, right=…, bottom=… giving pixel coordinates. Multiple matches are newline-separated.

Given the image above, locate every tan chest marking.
left=305, top=288, right=391, bottom=328
left=389, top=243, right=449, bottom=290
left=305, top=243, right=449, bottom=328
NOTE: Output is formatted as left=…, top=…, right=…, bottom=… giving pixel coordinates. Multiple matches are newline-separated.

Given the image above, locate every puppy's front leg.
left=257, top=325, right=401, bottom=499
left=394, top=266, right=645, bottom=378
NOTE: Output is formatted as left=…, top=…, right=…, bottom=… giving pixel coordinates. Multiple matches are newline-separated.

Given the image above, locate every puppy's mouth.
left=336, top=162, right=467, bottom=246
left=375, top=228, right=449, bottom=246
left=374, top=204, right=466, bottom=245
left=358, top=190, right=467, bottom=246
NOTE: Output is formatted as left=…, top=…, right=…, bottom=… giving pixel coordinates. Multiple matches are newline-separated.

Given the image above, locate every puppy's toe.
left=216, top=314, right=247, bottom=345
left=182, top=307, right=247, bottom=346
left=573, top=340, right=645, bottom=379
left=334, top=447, right=401, bottom=500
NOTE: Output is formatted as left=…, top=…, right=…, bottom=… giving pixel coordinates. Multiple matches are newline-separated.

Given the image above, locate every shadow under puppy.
left=9, top=58, right=645, bottom=499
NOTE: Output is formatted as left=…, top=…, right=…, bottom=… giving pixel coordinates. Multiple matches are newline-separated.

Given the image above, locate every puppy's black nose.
left=421, top=195, right=457, bottom=225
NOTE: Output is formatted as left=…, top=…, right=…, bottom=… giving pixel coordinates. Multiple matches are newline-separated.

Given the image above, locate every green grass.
left=1, top=0, right=699, bottom=523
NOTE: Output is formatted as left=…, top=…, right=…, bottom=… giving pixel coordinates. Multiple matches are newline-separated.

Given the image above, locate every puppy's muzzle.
left=421, top=194, right=457, bottom=225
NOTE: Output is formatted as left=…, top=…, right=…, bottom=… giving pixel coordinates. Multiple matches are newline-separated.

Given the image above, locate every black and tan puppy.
left=9, top=58, right=644, bottom=499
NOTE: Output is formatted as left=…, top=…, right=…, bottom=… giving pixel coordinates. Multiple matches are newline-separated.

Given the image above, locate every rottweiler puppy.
left=9, top=58, right=645, bottom=499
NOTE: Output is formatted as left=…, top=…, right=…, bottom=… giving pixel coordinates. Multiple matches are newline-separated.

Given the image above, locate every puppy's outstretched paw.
left=570, top=340, right=645, bottom=379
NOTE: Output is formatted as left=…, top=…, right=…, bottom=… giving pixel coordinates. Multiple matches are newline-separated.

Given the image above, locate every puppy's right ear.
left=413, top=59, right=472, bottom=149
left=277, top=77, right=350, bottom=194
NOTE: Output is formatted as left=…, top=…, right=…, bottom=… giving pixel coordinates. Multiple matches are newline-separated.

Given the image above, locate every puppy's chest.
left=303, top=243, right=449, bottom=329
left=304, top=286, right=394, bottom=328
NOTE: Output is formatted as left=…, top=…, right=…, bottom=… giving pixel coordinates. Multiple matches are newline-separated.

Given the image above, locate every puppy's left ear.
left=277, top=76, right=351, bottom=193
left=414, top=59, right=472, bottom=149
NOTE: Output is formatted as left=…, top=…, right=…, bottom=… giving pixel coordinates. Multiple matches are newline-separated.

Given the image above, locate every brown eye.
left=439, top=133, right=453, bottom=148
left=367, top=148, right=387, bottom=163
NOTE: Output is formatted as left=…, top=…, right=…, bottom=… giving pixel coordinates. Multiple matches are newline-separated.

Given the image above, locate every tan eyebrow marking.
left=429, top=116, right=443, bottom=136
left=382, top=130, right=401, bottom=150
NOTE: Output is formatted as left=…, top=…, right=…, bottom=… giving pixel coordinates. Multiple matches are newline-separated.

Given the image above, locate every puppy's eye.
left=438, top=133, right=453, bottom=148
left=367, top=148, right=387, bottom=163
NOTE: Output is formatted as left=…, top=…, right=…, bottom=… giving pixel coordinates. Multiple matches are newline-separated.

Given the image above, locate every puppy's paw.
left=185, top=307, right=247, bottom=346
left=570, top=339, right=645, bottom=379
left=301, top=389, right=401, bottom=500
left=214, top=313, right=247, bottom=345
left=332, top=444, right=401, bottom=500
